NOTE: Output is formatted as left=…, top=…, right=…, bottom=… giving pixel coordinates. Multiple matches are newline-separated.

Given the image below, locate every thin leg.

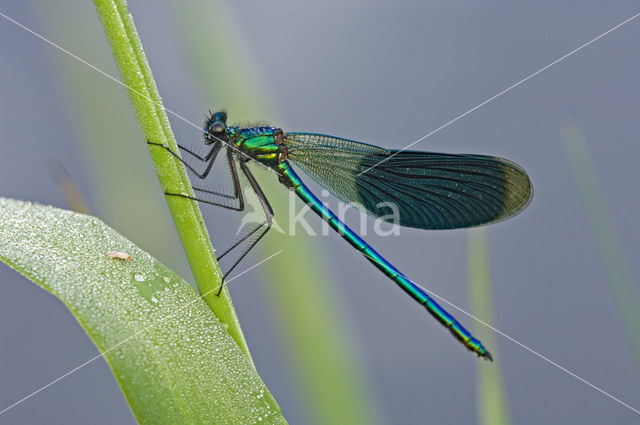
left=148, top=139, right=240, bottom=200
left=177, top=143, right=218, bottom=162
left=166, top=148, right=245, bottom=211
left=151, top=140, right=274, bottom=294
left=216, top=161, right=273, bottom=295
left=217, top=217, right=269, bottom=261
left=147, top=140, right=221, bottom=179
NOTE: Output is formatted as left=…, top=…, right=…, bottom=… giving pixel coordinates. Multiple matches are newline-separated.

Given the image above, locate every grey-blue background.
left=1, top=1, right=639, bottom=424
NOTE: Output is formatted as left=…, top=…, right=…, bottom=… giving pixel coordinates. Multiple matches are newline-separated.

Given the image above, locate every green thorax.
left=230, top=125, right=285, bottom=167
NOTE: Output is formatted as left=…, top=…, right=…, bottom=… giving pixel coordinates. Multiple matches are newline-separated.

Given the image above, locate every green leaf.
left=0, top=197, right=286, bottom=425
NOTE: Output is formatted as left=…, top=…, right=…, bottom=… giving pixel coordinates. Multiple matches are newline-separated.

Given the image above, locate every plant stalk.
left=93, top=0, right=253, bottom=364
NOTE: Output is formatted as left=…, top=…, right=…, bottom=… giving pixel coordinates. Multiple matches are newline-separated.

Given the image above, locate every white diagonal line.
left=0, top=250, right=283, bottom=416
left=415, top=279, right=640, bottom=415
left=358, top=250, right=640, bottom=415
left=0, top=10, right=282, bottom=177
left=358, top=11, right=640, bottom=176
left=2, top=3, right=639, bottom=418
left=435, top=291, right=640, bottom=416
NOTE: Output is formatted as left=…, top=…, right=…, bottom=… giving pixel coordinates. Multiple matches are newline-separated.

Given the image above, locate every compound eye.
left=210, top=122, right=225, bottom=133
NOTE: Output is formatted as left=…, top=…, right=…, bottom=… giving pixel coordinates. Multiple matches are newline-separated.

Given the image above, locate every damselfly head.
left=204, top=110, right=228, bottom=144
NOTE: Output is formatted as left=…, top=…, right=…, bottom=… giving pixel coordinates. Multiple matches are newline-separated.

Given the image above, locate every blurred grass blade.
left=468, top=228, right=511, bottom=425
left=0, top=197, right=285, bottom=424
left=32, top=0, right=182, bottom=273
left=260, top=187, right=382, bottom=425
left=50, top=162, right=90, bottom=214
left=171, top=1, right=383, bottom=423
left=92, top=0, right=252, bottom=362
left=562, top=124, right=640, bottom=373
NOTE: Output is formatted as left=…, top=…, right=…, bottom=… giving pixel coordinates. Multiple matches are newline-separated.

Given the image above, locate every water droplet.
left=150, top=296, right=158, bottom=304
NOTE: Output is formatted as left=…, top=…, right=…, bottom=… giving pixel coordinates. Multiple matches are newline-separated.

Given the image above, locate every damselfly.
left=148, top=111, right=532, bottom=360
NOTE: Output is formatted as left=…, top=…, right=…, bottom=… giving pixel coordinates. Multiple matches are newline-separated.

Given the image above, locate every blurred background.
left=1, top=1, right=639, bottom=424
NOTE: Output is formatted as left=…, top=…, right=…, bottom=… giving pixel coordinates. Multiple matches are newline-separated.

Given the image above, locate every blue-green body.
left=279, top=160, right=490, bottom=358
left=223, top=123, right=530, bottom=360
left=156, top=111, right=532, bottom=360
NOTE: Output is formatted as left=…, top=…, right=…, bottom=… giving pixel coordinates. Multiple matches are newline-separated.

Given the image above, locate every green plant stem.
left=171, top=2, right=384, bottom=423
left=562, top=124, right=640, bottom=375
left=468, top=228, right=511, bottom=425
left=92, top=0, right=253, bottom=364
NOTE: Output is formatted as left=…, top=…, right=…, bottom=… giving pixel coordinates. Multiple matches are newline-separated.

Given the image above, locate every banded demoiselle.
left=148, top=111, right=532, bottom=360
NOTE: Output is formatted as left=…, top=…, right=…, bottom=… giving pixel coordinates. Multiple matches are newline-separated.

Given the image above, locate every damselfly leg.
left=147, top=140, right=273, bottom=294
left=216, top=161, right=273, bottom=289
left=147, top=140, right=234, bottom=199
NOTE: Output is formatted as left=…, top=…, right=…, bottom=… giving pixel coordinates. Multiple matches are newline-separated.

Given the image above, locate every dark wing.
left=284, top=133, right=532, bottom=230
